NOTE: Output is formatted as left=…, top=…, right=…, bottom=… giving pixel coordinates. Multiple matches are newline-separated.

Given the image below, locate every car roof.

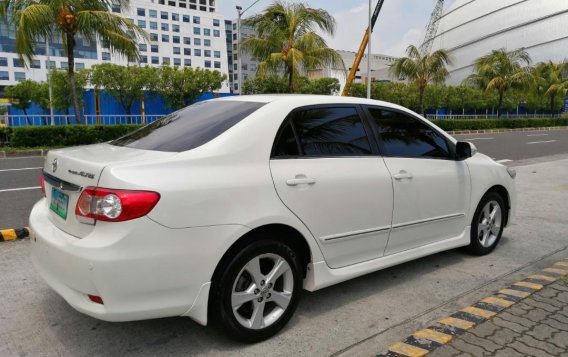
left=213, top=94, right=400, bottom=109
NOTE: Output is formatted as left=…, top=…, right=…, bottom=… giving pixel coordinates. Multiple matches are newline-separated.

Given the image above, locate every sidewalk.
left=378, top=261, right=568, bottom=357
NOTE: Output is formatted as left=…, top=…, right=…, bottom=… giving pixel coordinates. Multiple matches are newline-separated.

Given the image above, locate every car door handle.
left=393, top=171, right=413, bottom=180
left=286, top=178, right=316, bottom=186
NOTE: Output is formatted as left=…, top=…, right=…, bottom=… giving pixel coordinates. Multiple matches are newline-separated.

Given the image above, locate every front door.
left=269, top=106, right=394, bottom=268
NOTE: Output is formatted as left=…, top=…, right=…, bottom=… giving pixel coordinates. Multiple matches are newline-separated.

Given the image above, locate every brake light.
left=75, top=187, right=160, bottom=222
left=40, top=175, right=45, bottom=195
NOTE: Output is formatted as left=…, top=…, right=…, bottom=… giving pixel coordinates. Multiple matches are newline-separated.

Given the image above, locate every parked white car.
left=30, top=95, right=516, bottom=342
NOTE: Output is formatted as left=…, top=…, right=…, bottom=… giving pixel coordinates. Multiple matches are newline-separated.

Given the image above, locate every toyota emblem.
left=51, top=158, right=58, bottom=173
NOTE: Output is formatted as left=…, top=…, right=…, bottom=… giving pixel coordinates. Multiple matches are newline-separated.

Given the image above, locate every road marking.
left=513, top=281, right=543, bottom=290
left=0, top=167, right=42, bottom=173
left=527, top=133, right=549, bottom=137
left=527, top=140, right=556, bottom=145
left=464, top=137, right=494, bottom=141
left=461, top=306, right=497, bottom=319
left=0, top=156, right=45, bottom=160
left=413, top=329, right=453, bottom=344
left=496, top=159, right=513, bottom=163
left=0, top=186, right=41, bottom=193
left=438, top=317, right=475, bottom=330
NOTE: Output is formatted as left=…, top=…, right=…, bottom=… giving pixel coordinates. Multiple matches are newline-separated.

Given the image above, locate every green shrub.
left=430, top=118, right=568, bottom=131
left=8, top=125, right=140, bottom=148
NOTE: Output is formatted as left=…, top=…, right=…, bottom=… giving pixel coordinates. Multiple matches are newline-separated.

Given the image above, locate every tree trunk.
left=124, top=104, right=132, bottom=124
left=497, top=91, right=504, bottom=119
left=66, top=33, right=82, bottom=124
left=287, top=67, right=294, bottom=94
left=419, top=86, right=425, bottom=117
left=23, top=108, right=31, bottom=126
left=550, top=94, right=556, bottom=117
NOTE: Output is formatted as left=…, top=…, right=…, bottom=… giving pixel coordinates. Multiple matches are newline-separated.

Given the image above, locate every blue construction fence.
left=6, top=90, right=235, bottom=126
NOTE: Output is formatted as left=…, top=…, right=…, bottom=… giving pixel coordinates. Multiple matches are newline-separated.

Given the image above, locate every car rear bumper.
left=29, top=199, right=248, bottom=325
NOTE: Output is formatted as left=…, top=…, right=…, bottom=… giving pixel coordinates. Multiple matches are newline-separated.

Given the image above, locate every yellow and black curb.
left=0, top=227, right=30, bottom=242
left=377, top=259, right=568, bottom=357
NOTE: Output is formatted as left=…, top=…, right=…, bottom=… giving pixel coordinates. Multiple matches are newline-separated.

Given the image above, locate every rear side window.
left=111, top=101, right=265, bottom=152
left=367, top=108, right=450, bottom=159
left=286, top=107, right=372, bottom=157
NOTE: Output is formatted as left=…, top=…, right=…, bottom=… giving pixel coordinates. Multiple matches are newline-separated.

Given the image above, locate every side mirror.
left=456, top=141, right=477, bottom=161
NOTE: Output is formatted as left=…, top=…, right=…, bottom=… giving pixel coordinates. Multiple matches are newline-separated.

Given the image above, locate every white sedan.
left=30, top=95, right=516, bottom=342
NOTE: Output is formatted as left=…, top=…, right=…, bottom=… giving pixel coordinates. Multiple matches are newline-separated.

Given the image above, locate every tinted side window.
left=272, top=120, right=299, bottom=157
left=368, top=108, right=450, bottom=159
left=111, top=101, right=264, bottom=152
left=293, top=107, right=372, bottom=157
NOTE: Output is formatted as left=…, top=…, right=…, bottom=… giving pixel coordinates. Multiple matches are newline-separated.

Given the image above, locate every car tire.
left=210, top=239, right=303, bottom=342
left=467, top=191, right=507, bottom=255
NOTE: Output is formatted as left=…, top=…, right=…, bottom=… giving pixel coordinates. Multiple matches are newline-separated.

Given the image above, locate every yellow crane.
left=341, top=0, right=386, bottom=96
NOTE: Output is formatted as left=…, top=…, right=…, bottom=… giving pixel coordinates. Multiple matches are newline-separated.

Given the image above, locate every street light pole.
left=236, top=0, right=260, bottom=95
left=366, top=0, right=372, bottom=99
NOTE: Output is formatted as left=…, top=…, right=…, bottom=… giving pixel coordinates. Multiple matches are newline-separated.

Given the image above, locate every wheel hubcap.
left=231, top=253, right=294, bottom=330
left=477, top=200, right=502, bottom=248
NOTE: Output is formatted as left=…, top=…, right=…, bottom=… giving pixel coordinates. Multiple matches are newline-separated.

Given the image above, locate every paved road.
left=454, top=129, right=568, bottom=163
left=0, top=146, right=568, bottom=355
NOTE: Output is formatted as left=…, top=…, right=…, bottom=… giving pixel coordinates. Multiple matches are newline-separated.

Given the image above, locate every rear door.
left=364, top=107, right=471, bottom=255
left=269, top=105, right=394, bottom=269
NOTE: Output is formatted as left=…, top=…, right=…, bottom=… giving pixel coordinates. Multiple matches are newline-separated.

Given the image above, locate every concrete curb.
left=0, top=227, right=31, bottom=242
left=0, top=150, right=47, bottom=159
left=447, top=126, right=568, bottom=135
left=377, top=259, right=568, bottom=357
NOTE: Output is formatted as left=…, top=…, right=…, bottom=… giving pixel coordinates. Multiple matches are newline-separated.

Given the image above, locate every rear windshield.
left=111, top=101, right=265, bottom=152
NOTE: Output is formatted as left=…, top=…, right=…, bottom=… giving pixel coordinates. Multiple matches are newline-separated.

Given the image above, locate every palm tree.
left=0, top=0, right=147, bottom=124
left=532, top=60, right=568, bottom=116
left=242, top=1, right=344, bottom=93
left=465, top=48, right=532, bottom=118
left=390, top=45, right=451, bottom=116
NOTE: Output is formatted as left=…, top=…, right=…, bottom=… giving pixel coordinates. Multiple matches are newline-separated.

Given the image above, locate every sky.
left=218, top=0, right=458, bottom=57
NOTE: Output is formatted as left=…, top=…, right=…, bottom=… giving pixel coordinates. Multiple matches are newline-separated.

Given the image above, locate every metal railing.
left=427, top=113, right=557, bottom=120
left=4, top=114, right=166, bottom=127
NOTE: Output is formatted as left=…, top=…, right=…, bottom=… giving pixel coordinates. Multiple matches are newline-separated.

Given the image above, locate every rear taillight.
left=40, top=175, right=45, bottom=195
left=75, top=187, right=160, bottom=222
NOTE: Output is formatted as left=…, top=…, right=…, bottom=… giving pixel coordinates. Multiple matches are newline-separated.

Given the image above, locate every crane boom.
left=420, top=0, right=444, bottom=56
left=341, top=0, right=386, bottom=97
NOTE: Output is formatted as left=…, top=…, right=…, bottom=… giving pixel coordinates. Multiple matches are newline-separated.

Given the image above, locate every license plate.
left=50, top=188, right=69, bottom=220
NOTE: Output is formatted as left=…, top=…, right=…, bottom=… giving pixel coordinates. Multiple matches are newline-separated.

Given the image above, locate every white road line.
left=465, top=138, right=494, bottom=141
left=0, top=156, right=45, bottom=160
left=496, top=159, right=513, bottom=163
left=527, top=134, right=549, bottom=137
left=0, top=186, right=41, bottom=193
left=527, top=140, right=557, bottom=145
left=0, top=167, right=42, bottom=173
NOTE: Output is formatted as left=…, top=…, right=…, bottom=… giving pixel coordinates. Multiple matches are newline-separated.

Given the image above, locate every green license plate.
left=50, top=188, right=69, bottom=220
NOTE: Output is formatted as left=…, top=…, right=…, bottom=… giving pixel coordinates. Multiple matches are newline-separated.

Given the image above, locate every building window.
left=204, top=50, right=211, bottom=57
left=137, top=8, right=145, bottom=16
left=61, top=62, right=68, bottom=69
left=205, top=60, right=211, bottom=68
left=0, top=57, right=7, bottom=66
left=138, top=20, right=146, bottom=28
left=194, top=38, right=201, bottom=46
left=174, top=58, right=181, bottom=66
left=30, top=59, right=41, bottom=68
left=149, top=9, right=157, bottom=18
left=183, top=15, right=190, bottom=22
left=184, top=58, right=192, bottom=66
left=112, top=5, right=121, bottom=13
left=161, top=11, right=168, bottom=20
left=193, top=16, right=200, bottom=24
left=204, top=39, right=211, bottom=47
left=173, top=47, right=180, bottom=55
left=183, top=37, right=191, bottom=45
left=172, top=13, right=179, bottom=21
left=75, top=63, right=85, bottom=69
left=195, top=49, right=201, bottom=56
left=162, top=34, right=169, bottom=42
left=150, top=33, right=158, bottom=41
left=214, top=61, right=221, bottom=69
left=150, top=21, right=157, bottom=30
left=163, top=57, right=170, bottom=65
left=151, top=56, right=159, bottom=64
left=151, top=44, right=159, bottom=53
left=213, top=29, right=220, bottom=37
left=139, top=43, right=147, bottom=51
left=213, top=19, right=220, bottom=27
left=102, top=52, right=111, bottom=61
left=0, top=71, right=8, bottom=80
left=173, top=36, right=180, bottom=44
left=204, top=28, right=210, bottom=36
left=214, top=51, right=221, bottom=58
left=141, top=56, right=148, bottom=64
left=46, top=60, right=56, bottom=69
left=172, top=24, right=180, bottom=32
left=184, top=48, right=191, bottom=56
left=193, top=27, right=201, bottom=35
left=161, top=23, right=169, bottom=31
left=13, top=58, right=23, bottom=67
